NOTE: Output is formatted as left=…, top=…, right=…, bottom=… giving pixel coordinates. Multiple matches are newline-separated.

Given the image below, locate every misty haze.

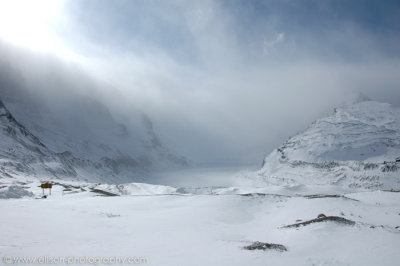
left=0, top=1, right=399, bottom=266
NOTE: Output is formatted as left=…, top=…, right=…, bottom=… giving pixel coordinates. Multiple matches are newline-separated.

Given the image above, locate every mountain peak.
left=0, top=99, right=10, bottom=115
left=338, top=92, right=372, bottom=108
left=351, top=92, right=372, bottom=104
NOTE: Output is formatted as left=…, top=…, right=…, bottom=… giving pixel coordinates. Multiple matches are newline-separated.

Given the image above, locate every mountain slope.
left=0, top=46, right=189, bottom=184
left=0, top=98, right=187, bottom=184
left=1, top=87, right=189, bottom=172
left=0, top=100, right=77, bottom=180
left=255, top=100, right=400, bottom=189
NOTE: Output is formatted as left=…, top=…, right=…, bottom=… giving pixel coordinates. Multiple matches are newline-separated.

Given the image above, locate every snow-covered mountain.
left=254, top=100, right=400, bottom=189
left=0, top=44, right=189, bottom=184
left=0, top=48, right=193, bottom=184
left=0, top=95, right=189, bottom=183
left=0, top=99, right=75, bottom=178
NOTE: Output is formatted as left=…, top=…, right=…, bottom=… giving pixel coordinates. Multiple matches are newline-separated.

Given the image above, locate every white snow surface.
left=0, top=178, right=399, bottom=266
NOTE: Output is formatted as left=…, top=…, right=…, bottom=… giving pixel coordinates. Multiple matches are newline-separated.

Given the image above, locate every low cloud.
left=263, top=32, right=285, bottom=56
left=1, top=0, right=399, bottom=165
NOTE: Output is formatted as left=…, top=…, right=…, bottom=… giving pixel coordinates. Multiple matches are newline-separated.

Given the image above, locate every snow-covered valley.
left=2, top=1, right=400, bottom=264
left=1, top=99, right=400, bottom=265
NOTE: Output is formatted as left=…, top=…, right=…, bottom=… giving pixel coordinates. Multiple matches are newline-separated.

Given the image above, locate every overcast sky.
left=0, top=0, right=399, bottom=165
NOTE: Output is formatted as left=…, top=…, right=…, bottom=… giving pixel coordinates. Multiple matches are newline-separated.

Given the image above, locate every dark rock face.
left=305, top=194, right=341, bottom=199
left=243, top=241, right=287, bottom=252
left=381, top=162, right=399, bottom=172
left=282, top=214, right=356, bottom=228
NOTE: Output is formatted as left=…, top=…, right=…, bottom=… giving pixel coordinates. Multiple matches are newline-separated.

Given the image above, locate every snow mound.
left=0, top=185, right=34, bottom=199
left=93, top=183, right=177, bottom=196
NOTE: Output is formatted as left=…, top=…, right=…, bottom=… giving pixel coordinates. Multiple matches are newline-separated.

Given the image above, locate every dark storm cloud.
left=1, top=0, right=400, bottom=164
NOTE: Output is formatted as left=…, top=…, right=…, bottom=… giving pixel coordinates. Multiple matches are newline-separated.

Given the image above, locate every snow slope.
left=251, top=100, right=400, bottom=190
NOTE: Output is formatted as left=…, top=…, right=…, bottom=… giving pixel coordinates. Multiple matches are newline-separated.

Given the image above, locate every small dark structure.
left=40, top=183, right=53, bottom=196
